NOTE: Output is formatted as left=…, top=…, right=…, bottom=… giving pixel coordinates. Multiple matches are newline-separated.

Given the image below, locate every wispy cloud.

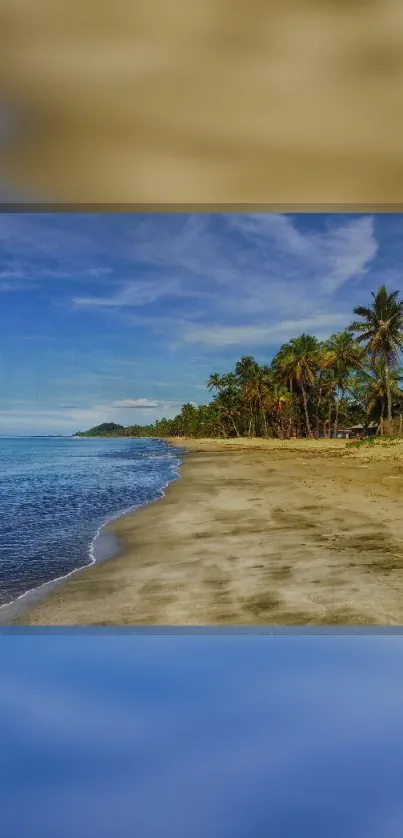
left=69, top=213, right=380, bottom=350
left=0, top=281, right=38, bottom=292
left=319, top=217, right=378, bottom=293
left=229, top=213, right=378, bottom=293
left=73, top=278, right=207, bottom=309
left=182, top=313, right=349, bottom=347
left=110, top=398, right=160, bottom=409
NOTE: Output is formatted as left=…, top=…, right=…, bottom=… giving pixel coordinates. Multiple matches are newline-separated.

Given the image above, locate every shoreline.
left=0, top=442, right=185, bottom=624
left=9, top=436, right=403, bottom=626
left=0, top=512, right=124, bottom=625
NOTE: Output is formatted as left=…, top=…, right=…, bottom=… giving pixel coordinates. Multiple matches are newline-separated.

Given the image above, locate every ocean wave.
left=0, top=438, right=182, bottom=614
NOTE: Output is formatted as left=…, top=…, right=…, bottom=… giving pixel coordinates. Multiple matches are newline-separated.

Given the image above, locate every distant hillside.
left=74, top=422, right=126, bottom=437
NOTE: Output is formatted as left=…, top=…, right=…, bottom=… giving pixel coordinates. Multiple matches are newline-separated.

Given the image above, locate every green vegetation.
left=75, top=286, right=403, bottom=441
left=75, top=422, right=125, bottom=437
left=347, top=435, right=403, bottom=450
left=349, top=285, right=403, bottom=433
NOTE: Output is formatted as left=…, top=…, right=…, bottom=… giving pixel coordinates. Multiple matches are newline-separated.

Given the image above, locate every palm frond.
left=351, top=306, right=374, bottom=319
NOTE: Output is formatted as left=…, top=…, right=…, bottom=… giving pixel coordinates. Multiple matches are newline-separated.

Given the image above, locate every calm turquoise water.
left=0, top=437, right=181, bottom=607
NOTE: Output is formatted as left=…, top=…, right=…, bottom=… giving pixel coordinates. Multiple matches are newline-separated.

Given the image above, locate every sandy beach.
left=10, top=436, right=403, bottom=626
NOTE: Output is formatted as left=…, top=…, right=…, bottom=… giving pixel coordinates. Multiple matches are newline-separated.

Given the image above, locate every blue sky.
left=1, top=633, right=403, bottom=838
left=0, top=211, right=402, bottom=434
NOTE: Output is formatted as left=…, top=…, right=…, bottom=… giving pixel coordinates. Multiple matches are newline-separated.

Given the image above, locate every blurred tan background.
left=1, top=0, right=403, bottom=202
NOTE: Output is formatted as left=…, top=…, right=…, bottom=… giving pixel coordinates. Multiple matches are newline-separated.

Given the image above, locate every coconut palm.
left=349, top=286, right=403, bottom=432
left=271, top=342, right=296, bottom=393
left=234, top=356, right=261, bottom=436
left=354, top=360, right=403, bottom=435
left=266, top=383, right=294, bottom=438
left=325, top=330, right=366, bottom=436
left=214, top=372, right=242, bottom=437
left=207, top=372, right=224, bottom=394
left=273, top=335, right=320, bottom=437
left=241, top=365, right=276, bottom=437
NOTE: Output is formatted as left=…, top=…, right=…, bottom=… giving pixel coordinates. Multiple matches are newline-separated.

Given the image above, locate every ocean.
left=0, top=436, right=182, bottom=609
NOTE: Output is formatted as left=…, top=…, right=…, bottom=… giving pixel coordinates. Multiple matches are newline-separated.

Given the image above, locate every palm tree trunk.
left=230, top=415, right=241, bottom=437
left=252, top=410, right=257, bottom=437
left=327, top=402, right=332, bottom=438
left=333, top=401, right=340, bottom=437
left=259, top=400, right=268, bottom=438
left=333, top=389, right=344, bottom=437
left=384, top=355, right=393, bottom=433
left=379, top=400, right=385, bottom=435
left=315, top=392, right=321, bottom=438
left=289, top=378, right=294, bottom=436
left=400, top=412, right=403, bottom=436
left=301, top=382, right=312, bottom=437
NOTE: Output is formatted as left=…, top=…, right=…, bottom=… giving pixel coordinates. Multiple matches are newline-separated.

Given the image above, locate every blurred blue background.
left=1, top=633, right=403, bottom=837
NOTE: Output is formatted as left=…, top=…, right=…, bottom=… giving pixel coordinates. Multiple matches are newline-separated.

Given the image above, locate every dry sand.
left=12, top=436, right=403, bottom=626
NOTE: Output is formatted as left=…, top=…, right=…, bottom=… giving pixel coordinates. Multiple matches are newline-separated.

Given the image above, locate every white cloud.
left=182, top=313, right=349, bottom=347
left=66, top=214, right=380, bottom=357
left=0, top=281, right=38, bottom=292
left=319, top=216, right=378, bottom=293
left=228, top=213, right=314, bottom=257
left=110, top=398, right=160, bottom=409
left=229, top=213, right=378, bottom=294
left=73, top=279, right=183, bottom=309
left=0, top=211, right=381, bottom=336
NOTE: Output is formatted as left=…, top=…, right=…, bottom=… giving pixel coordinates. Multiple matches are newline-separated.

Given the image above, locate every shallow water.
left=0, top=436, right=181, bottom=607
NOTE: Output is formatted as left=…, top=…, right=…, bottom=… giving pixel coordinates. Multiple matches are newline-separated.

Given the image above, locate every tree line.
left=75, top=286, right=403, bottom=440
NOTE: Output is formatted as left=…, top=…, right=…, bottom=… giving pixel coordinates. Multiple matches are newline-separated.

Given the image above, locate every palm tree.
left=349, top=286, right=403, bottom=433
left=235, top=356, right=261, bottom=436
left=273, top=335, right=320, bottom=437
left=215, top=372, right=242, bottom=437
left=271, top=342, right=296, bottom=394
left=272, top=342, right=308, bottom=435
left=207, top=372, right=224, bottom=394
left=325, top=330, right=365, bottom=436
left=354, top=360, right=403, bottom=435
left=266, top=382, right=294, bottom=438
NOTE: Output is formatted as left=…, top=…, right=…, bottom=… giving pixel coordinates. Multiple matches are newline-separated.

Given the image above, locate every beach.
left=11, top=436, right=403, bottom=626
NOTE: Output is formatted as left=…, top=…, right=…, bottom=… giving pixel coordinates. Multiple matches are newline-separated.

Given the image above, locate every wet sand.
left=11, top=437, right=403, bottom=626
